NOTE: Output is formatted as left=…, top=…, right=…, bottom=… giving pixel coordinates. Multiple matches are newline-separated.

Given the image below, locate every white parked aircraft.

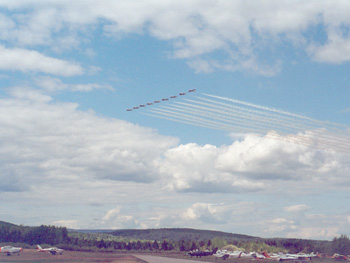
left=37, top=245, right=63, bottom=255
left=0, top=245, right=23, bottom=256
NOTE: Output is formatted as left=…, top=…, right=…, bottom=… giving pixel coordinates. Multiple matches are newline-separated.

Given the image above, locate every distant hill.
left=0, top=220, right=17, bottom=228
left=107, top=228, right=260, bottom=242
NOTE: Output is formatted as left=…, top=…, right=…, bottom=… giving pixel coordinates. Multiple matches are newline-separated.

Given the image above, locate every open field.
left=0, top=249, right=146, bottom=263
left=0, top=250, right=338, bottom=263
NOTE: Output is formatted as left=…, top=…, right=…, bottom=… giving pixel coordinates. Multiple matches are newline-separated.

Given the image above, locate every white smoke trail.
left=176, top=98, right=350, bottom=150
left=141, top=93, right=350, bottom=153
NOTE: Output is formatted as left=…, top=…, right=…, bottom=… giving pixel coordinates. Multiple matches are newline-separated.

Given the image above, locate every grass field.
left=0, top=249, right=146, bottom=263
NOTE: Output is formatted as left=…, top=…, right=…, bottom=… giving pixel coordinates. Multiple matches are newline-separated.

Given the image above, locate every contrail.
left=175, top=98, right=350, bottom=150
left=203, top=93, right=347, bottom=130
left=140, top=93, right=349, bottom=153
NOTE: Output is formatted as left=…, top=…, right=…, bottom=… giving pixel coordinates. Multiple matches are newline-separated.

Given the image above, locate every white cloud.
left=0, top=87, right=348, bottom=201
left=284, top=204, right=311, bottom=213
left=0, top=87, right=178, bottom=194
left=286, top=227, right=339, bottom=240
left=159, top=134, right=350, bottom=194
left=308, top=33, right=350, bottom=64
left=34, top=76, right=113, bottom=93
left=102, top=207, right=121, bottom=221
left=101, top=207, right=139, bottom=229
left=1, top=1, right=350, bottom=74
left=271, top=218, right=294, bottom=224
left=0, top=45, right=84, bottom=76
left=179, top=202, right=259, bottom=227
left=52, top=220, right=80, bottom=229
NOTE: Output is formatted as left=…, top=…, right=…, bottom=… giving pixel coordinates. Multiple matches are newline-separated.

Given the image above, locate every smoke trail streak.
left=157, top=104, right=347, bottom=151
left=174, top=98, right=350, bottom=150
left=141, top=93, right=349, bottom=153
left=203, top=93, right=348, bottom=130
left=148, top=108, right=334, bottom=150
left=195, top=96, right=350, bottom=141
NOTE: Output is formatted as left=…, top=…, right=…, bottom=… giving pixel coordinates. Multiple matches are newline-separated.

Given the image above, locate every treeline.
left=109, top=228, right=256, bottom=243
left=66, top=238, right=200, bottom=252
left=1, top=221, right=350, bottom=255
left=0, top=224, right=68, bottom=245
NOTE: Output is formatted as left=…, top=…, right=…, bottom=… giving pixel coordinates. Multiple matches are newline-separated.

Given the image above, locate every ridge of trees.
left=1, top=221, right=350, bottom=255
left=108, top=228, right=258, bottom=242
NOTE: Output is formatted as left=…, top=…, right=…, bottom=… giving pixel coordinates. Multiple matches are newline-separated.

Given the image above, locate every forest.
left=1, top=221, right=349, bottom=255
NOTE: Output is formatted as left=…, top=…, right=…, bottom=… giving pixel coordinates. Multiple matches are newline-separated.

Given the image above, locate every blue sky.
left=1, top=0, right=350, bottom=240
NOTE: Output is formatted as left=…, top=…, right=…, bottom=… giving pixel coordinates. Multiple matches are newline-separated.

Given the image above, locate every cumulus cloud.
left=284, top=204, right=311, bottom=213
left=1, top=1, right=350, bottom=74
left=0, top=45, right=84, bottom=76
left=101, top=207, right=139, bottom=229
left=102, top=207, right=121, bottom=221
left=286, top=227, right=339, bottom=240
left=0, top=87, right=178, bottom=193
left=52, top=220, right=80, bottom=229
left=1, top=86, right=348, bottom=200
left=158, top=134, right=350, bottom=194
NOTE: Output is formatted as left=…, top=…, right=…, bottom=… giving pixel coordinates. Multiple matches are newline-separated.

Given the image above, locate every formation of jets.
left=126, top=89, right=196, bottom=112
left=0, top=245, right=23, bottom=256
left=37, top=244, right=63, bottom=255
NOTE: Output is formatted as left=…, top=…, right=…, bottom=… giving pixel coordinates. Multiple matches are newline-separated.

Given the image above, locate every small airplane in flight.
left=37, top=245, right=63, bottom=255
left=0, top=245, right=23, bottom=256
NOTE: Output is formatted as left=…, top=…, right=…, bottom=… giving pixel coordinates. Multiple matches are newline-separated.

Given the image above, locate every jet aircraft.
left=37, top=245, right=63, bottom=255
left=0, top=246, right=23, bottom=256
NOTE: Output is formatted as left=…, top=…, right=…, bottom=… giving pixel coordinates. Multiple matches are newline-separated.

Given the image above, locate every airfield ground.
left=0, top=249, right=336, bottom=263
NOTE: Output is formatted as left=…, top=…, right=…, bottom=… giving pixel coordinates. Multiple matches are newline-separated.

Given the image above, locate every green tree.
left=190, top=241, right=197, bottom=251
left=161, top=240, right=168, bottom=251
left=152, top=240, right=159, bottom=250
left=332, top=234, right=350, bottom=255
left=207, top=239, right=211, bottom=248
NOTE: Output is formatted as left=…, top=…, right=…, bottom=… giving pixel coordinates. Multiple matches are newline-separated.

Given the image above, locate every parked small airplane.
left=154, top=100, right=160, bottom=103
left=37, top=245, right=63, bottom=255
left=188, top=249, right=214, bottom=258
left=179, top=92, right=186, bottom=95
left=0, top=245, right=23, bottom=256
left=188, top=89, right=196, bottom=92
left=162, top=98, right=169, bottom=101
left=170, top=96, right=177, bottom=98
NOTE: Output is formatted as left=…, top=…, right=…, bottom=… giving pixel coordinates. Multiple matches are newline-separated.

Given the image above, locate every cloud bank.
left=1, top=0, right=350, bottom=74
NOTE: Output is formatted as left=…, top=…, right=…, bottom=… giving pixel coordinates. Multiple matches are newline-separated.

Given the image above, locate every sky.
left=1, top=0, right=350, bottom=241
